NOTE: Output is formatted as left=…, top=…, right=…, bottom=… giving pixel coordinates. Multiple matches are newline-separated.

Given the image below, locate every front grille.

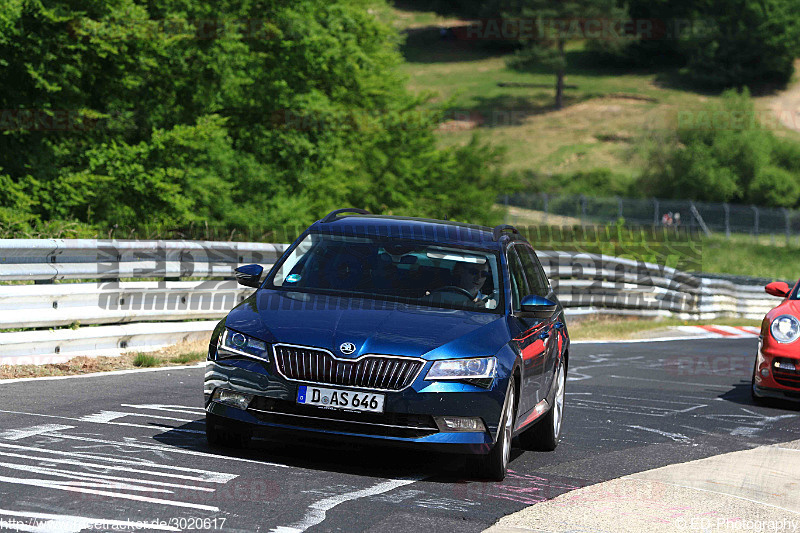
left=273, top=345, right=423, bottom=391
left=773, top=359, right=800, bottom=389
left=248, top=396, right=438, bottom=439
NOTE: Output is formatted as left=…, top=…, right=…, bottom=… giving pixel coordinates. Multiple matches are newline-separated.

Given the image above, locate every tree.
left=614, top=0, right=800, bottom=89
left=681, top=0, right=800, bottom=88
left=637, top=89, right=800, bottom=208
left=0, top=0, right=510, bottom=231
left=505, top=0, right=626, bottom=109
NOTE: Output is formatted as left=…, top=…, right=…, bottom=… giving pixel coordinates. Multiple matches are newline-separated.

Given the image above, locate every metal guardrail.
left=0, top=239, right=287, bottom=281
left=536, top=251, right=779, bottom=321
left=0, top=240, right=780, bottom=364
left=0, top=240, right=289, bottom=363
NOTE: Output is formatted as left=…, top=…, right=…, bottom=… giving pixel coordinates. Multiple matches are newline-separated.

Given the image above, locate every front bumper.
left=204, top=358, right=506, bottom=454
left=753, top=340, right=800, bottom=400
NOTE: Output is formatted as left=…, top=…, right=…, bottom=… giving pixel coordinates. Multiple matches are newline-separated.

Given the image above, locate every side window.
left=519, top=246, right=550, bottom=298
left=507, top=247, right=530, bottom=311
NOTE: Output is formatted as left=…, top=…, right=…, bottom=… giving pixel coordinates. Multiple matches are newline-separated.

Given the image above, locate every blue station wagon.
left=204, top=209, right=569, bottom=480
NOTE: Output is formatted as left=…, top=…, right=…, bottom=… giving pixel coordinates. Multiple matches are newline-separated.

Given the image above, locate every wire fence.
left=504, top=193, right=800, bottom=245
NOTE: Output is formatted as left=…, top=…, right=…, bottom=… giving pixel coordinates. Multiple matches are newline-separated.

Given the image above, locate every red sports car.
left=752, top=278, right=800, bottom=402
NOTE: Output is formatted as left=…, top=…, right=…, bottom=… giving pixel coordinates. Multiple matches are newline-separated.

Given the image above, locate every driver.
left=452, top=261, right=494, bottom=307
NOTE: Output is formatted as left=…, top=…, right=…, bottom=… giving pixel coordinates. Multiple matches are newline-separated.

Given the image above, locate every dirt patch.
left=504, top=205, right=582, bottom=226
left=766, top=59, right=800, bottom=133
left=0, top=339, right=208, bottom=380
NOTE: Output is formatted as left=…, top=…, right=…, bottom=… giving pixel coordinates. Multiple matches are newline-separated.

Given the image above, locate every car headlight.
left=771, top=315, right=800, bottom=344
left=217, top=328, right=269, bottom=361
left=425, top=357, right=496, bottom=387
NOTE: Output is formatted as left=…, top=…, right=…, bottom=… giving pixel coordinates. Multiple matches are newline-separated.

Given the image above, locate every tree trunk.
left=555, top=39, right=565, bottom=110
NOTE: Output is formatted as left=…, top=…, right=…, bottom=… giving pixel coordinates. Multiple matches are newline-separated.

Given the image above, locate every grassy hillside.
left=389, top=4, right=800, bottom=182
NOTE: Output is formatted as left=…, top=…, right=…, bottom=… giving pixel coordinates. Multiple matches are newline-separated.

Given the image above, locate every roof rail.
left=492, top=224, right=520, bottom=242
left=320, top=208, right=371, bottom=223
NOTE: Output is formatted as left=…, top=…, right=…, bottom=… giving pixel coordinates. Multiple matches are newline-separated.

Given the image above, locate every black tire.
left=206, top=413, right=252, bottom=448
left=470, top=376, right=516, bottom=481
left=519, top=359, right=565, bottom=452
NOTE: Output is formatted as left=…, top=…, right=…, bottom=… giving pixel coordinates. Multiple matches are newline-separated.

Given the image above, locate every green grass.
left=569, top=316, right=760, bottom=341
left=393, top=7, right=800, bottom=177
left=132, top=353, right=159, bottom=367
left=169, top=352, right=206, bottom=365
left=500, top=204, right=798, bottom=280
left=700, top=236, right=799, bottom=281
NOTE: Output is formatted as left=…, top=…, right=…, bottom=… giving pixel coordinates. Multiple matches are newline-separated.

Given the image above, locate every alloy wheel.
left=552, top=362, right=565, bottom=439
left=502, top=387, right=515, bottom=469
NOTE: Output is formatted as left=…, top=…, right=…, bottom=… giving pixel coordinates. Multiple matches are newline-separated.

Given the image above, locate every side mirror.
left=520, top=294, right=558, bottom=318
left=235, top=264, right=263, bottom=288
left=765, top=281, right=790, bottom=298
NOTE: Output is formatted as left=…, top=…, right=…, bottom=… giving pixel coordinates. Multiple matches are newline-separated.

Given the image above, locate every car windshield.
left=267, top=232, right=502, bottom=313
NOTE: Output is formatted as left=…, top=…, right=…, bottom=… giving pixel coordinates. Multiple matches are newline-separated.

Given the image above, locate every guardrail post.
left=579, top=195, right=586, bottom=228
left=689, top=202, right=712, bottom=237
left=723, top=203, right=730, bottom=239
left=542, top=193, right=549, bottom=217
left=784, top=208, right=791, bottom=247
left=653, top=198, right=659, bottom=227
left=752, top=205, right=759, bottom=242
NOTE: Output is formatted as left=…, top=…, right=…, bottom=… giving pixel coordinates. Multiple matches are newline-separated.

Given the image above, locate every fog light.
left=534, top=399, right=548, bottom=414
left=761, top=368, right=770, bottom=377
left=434, top=416, right=486, bottom=432
left=212, top=388, right=253, bottom=410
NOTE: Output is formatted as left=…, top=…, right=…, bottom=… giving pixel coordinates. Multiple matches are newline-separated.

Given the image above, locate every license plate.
left=297, top=385, right=385, bottom=413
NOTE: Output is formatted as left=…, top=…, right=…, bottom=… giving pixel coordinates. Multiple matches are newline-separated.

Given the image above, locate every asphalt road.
left=0, top=337, right=798, bottom=533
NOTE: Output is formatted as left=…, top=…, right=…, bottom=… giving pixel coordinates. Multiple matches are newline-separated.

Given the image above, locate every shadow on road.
left=151, top=419, right=524, bottom=483
left=718, top=381, right=800, bottom=412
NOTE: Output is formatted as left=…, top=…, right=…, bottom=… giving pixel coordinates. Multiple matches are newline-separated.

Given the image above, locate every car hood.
left=224, top=289, right=511, bottom=359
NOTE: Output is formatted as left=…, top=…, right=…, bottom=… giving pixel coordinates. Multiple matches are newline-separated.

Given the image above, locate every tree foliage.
left=637, top=89, right=800, bottom=207
left=620, top=0, right=800, bottom=89
left=0, top=0, right=509, bottom=235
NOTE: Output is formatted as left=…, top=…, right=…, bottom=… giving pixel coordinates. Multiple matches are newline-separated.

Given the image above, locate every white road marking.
left=608, top=375, right=728, bottom=388
left=596, top=394, right=700, bottom=406
left=0, top=461, right=214, bottom=492
left=270, top=477, right=423, bottom=533
left=0, top=474, right=220, bottom=511
left=79, top=411, right=130, bottom=423
left=628, top=425, right=690, bottom=442
left=0, top=450, right=226, bottom=484
left=0, top=509, right=179, bottom=532
left=0, top=425, right=74, bottom=441
left=0, top=443, right=238, bottom=483
left=81, top=410, right=195, bottom=423
left=675, top=326, right=724, bottom=337
left=0, top=408, right=203, bottom=434
left=569, top=396, right=704, bottom=418
left=120, top=403, right=206, bottom=415
left=0, top=462, right=173, bottom=493
left=45, top=433, right=292, bottom=468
